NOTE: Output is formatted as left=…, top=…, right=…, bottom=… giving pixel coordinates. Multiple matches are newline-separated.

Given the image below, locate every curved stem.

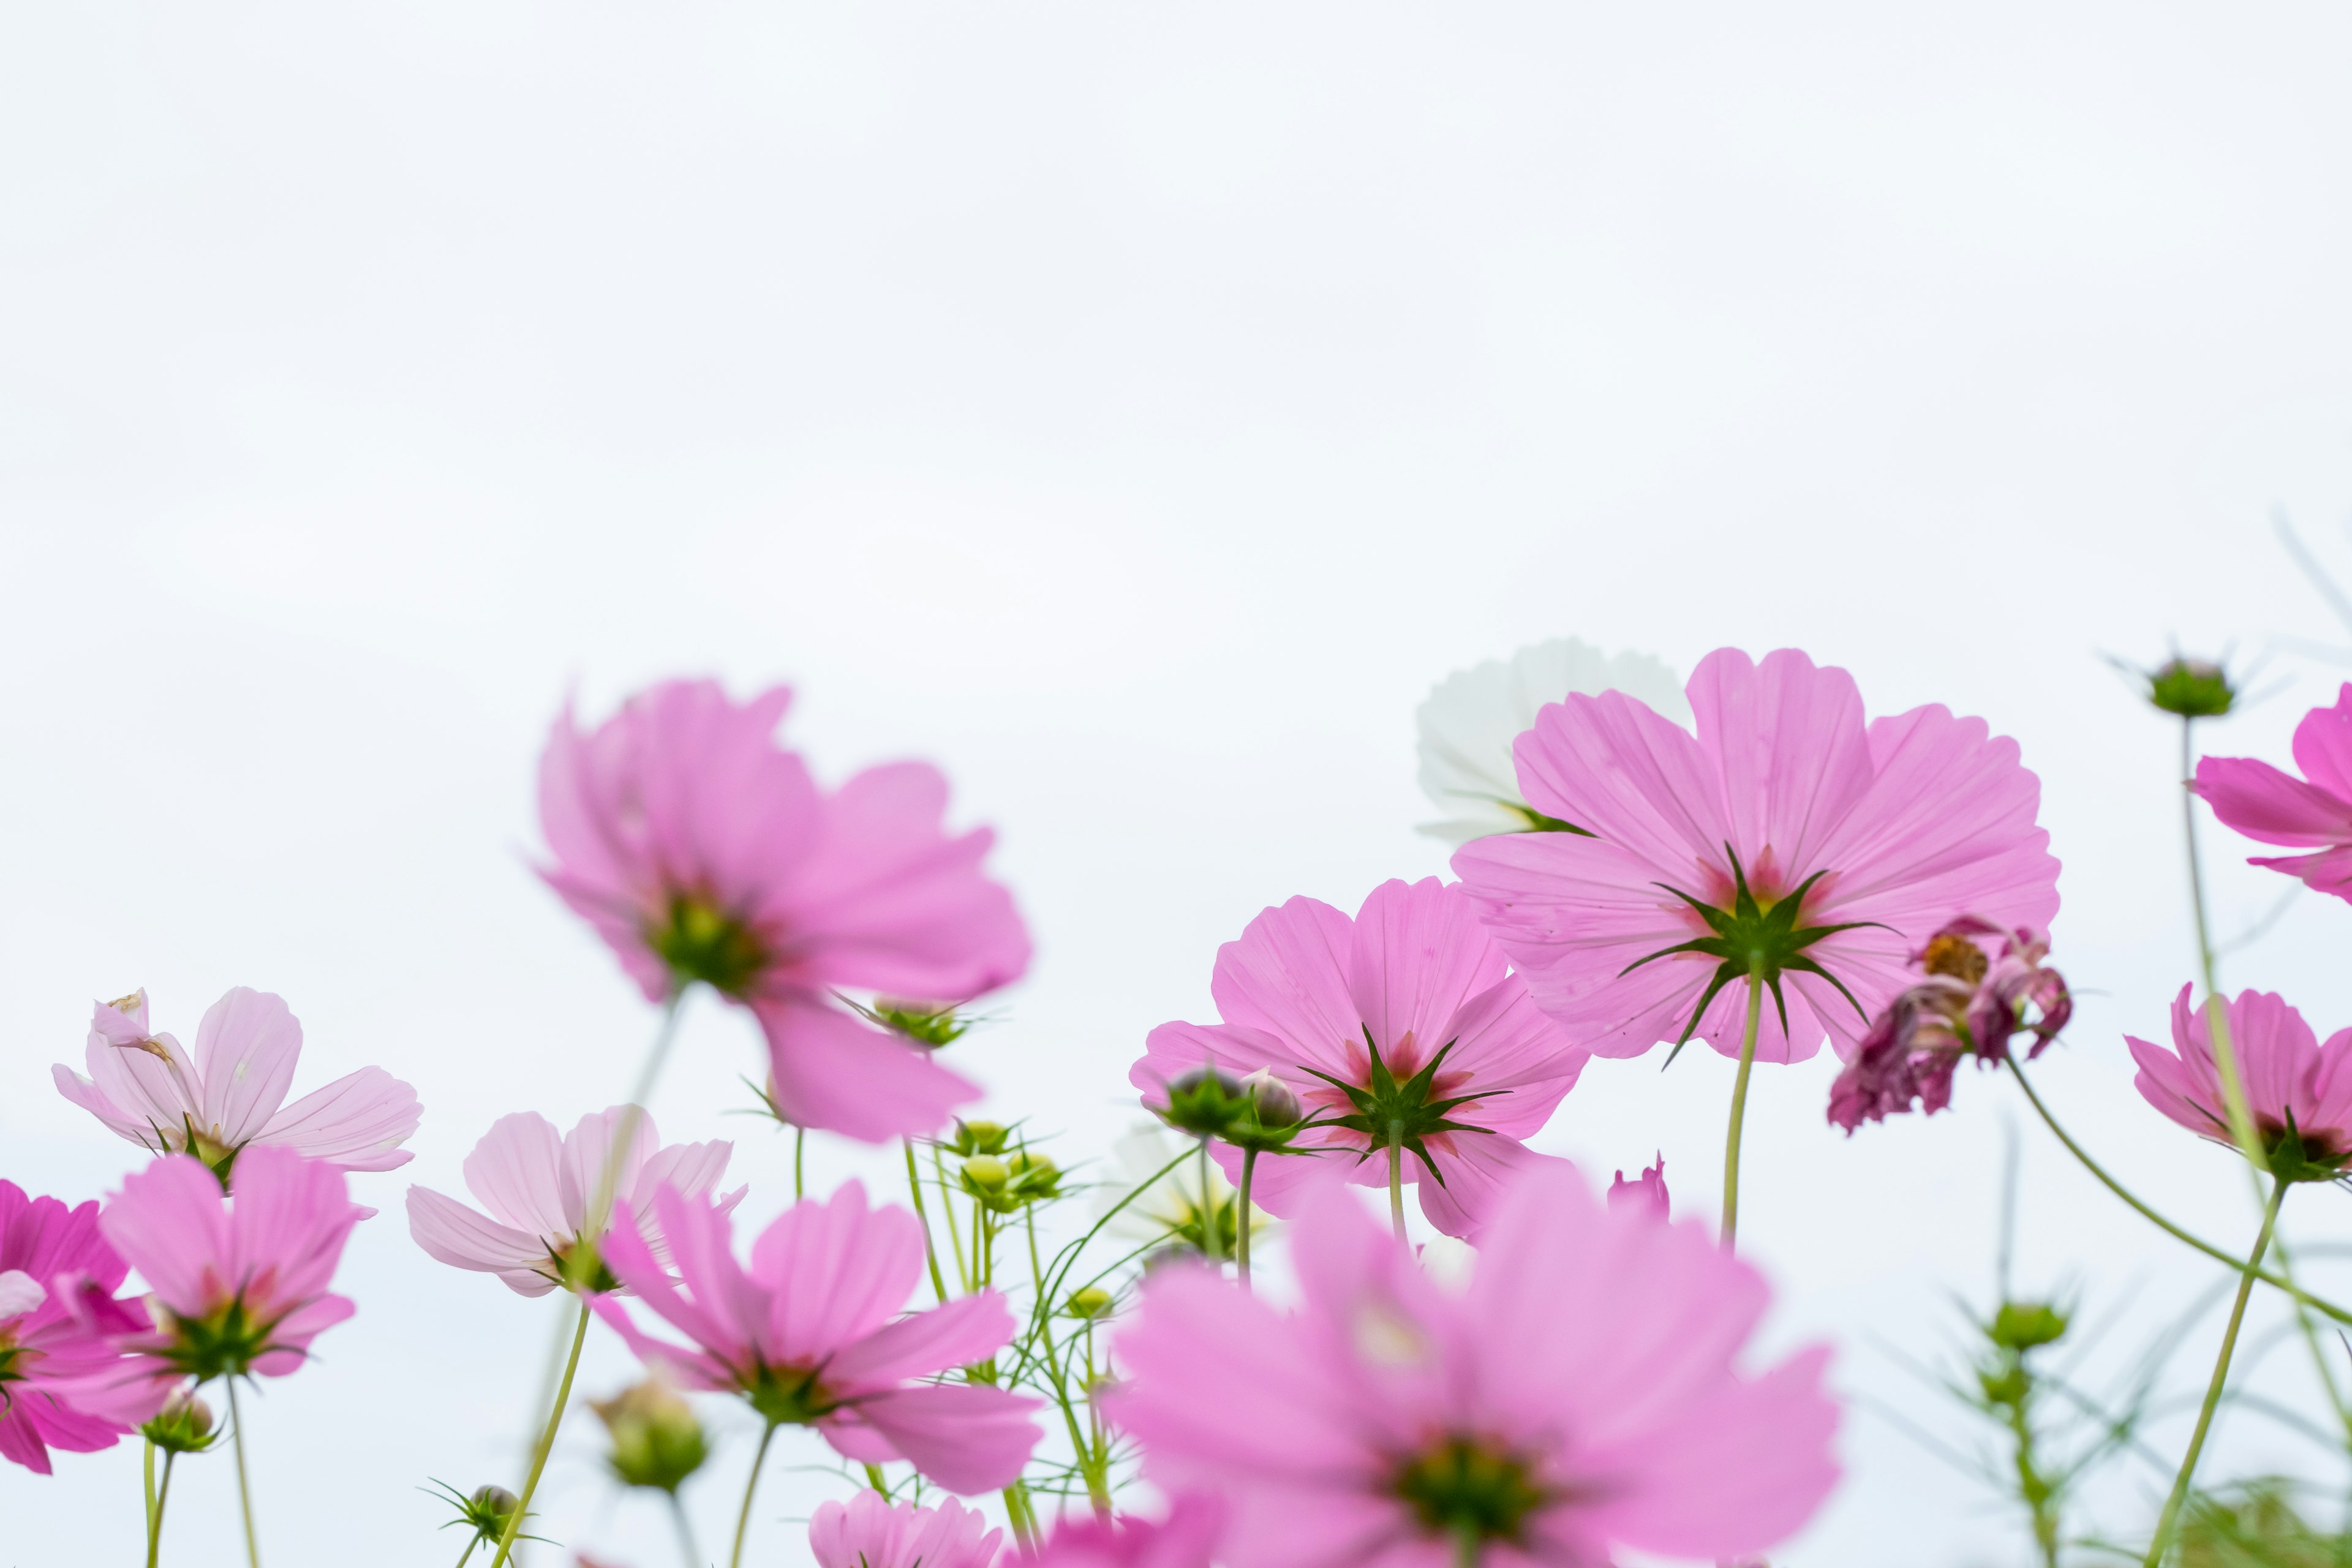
left=1719, top=975, right=1765, bottom=1250
left=729, top=1423, right=778, bottom=1568
left=2145, top=1178, right=2288, bottom=1565
left=226, top=1379, right=262, bottom=1568
left=1237, top=1148, right=1259, bottom=1288
left=668, top=1488, right=701, bottom=1568
left=1387, top=1124, right=1408, bottom=1243
left=488, top=1300, right=593, bottom=1568
left=904, top=1138, right=949, bottom=1303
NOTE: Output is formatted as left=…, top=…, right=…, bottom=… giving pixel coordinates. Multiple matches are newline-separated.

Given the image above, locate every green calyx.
left=742, top=1361, right=839, bottom=1428
left=1988, top=1300, right=2069, bottom=1354
left=1298, top=1032, right=1502, bottom=1187
left=1501, top=801, right=1592, bottom=835
left=141, top=1390, right=218, bottom=1455
left=870, top=1001, right=970, bottom=1048
left=1393, top=1436, right=1549, bottom=1547
left=2260, top=1112, right=2352, bottom=1186
left=647, top=895, right=768, bottom=997
left=153, top=1297, right=283, bottom=1383
left=548, top=1235, right=618, bottom=1295
left=1625, top=846, right=1880, bottom=1065
left=2146, top=658, right=2235, bottom=720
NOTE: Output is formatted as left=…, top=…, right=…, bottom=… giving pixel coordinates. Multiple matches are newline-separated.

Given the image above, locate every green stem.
left=864, top=1461, right=890, bottom=1493
left=2181, top=720, right=2266, bottom=1173
left=793, top=1126, right=805, bottom=1200
left=2145, top=1178, right=2288, bottom=1566
left=143, top=1438, right=158, bottom=1567
left=227, top=1379, right=262, bottom=1568
left=729, top=1423, right=778, bottom=1568
left=1720, top=974, right=1765, bottom=1250
left=668, top=1490, right=700, bottom=1568
left=489, top=1300, right=592, bottom=1568
left=1001, top=1483, right=1038, bottom=1551
left=1387, top=1123, right=1408, bottom=1243
left=905, top=1139, right=950, bottom=1304
left=1453, top=1522, right=1482, bottom=1568
left=1237, top=1148, right=1259, bottom=1288
left=1023, top=1205, right=1107, bottom=1517
left=935, top=1145, right=971, bottom=1291
left=1197, top=1137, right=1221, bottom=1262
left=454, top=1539, right=480, bottom=1568
left=148, top=1445, right=177, bottom=1568
left=2002, top=1382, right=2060, bottom=1568
left=2183, top=717, right=2220, bottom=995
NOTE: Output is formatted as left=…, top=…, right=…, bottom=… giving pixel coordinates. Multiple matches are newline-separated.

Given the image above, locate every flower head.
left=2128, top=987, right=2352, bottom=1182
left=1454, top=647, right=2060, bottom=1065
left=537, top=679, right=1031, bottom=1142
left=1417, top=640, right=1690, bottom=845
left=99, top=1144, right=369, bottom=1387
left=0, top=1182, right=168, bottom=1474
left=1605, top=1156, right=1668, bottom=1223
left=1828, top=918, right=2072, bottom=1133
left=2133, top=655, right=2240, bottom=720
left=2193, top=684, right=2352, bottom=903
left=1093, top=1125, right=1269, bottom=1261
left=53, top=987, right=421, bottom=1180
left=1133, top=878, right=1587, bottom=1243
left=1021, top=1496, right=1224, bottom=1568
left=809, top=1491, right=1004, bottom=1568
left=592, top=1180, right=1042, bottom=1493
left=1107, top=1164, right=1840, bottom=1568
left=590, top=1376, right=708, bottom=1493
left=405, top=1107, right=744, bottom=1296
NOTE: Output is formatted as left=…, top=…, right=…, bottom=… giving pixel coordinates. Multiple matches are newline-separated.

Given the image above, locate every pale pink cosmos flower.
left=1605, top=1156, right=1668, bottom=1223
left=537, top=680, right=1031, bottom=1142
left=592, top=1180, right=1042, bottom=1493
left=1454, top=647, right=2060, bottom=1065
left=809, top=1490, right=1004, bottom=1568
left=0, top=1182, right=170, bottom=1474
left=1108, top=1165, right=1839, bottom=1568
left=1131, top=878, right=1587, bottom=1243
left=2128, top=986, right=2352, bottom=1180
left=54, top=987, right=421, bottom=1179
left=405, top=1107, right=744, bottom=1297
left=98, top=1144, right=371, bottom=1392
left=2193, top=684, right=2352, bottom=902
left=1021, top=1496, right=1224, bottom=1568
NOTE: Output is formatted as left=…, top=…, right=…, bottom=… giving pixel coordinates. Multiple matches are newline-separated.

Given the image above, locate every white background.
left=8, top=4, right=2352, bottom=1564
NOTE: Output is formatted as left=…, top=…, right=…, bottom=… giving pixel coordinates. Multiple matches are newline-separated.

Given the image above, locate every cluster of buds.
left=590, top=1376, right=708, bottom=1494
left=948, top=1120, right=1061, bottom=1213
left=1158, top=1067, right=1307, bottom=1152
left=1829, top=918, right=2073, bottom=1133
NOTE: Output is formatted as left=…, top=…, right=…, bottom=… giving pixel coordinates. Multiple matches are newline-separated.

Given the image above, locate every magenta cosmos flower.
left=54, top=987, right=420, bottom=1179
left=2193, top=684, right=2352, bottom=902
left=594, top=1179, right=1041, bottom=1493
left=2129, top=986, right=2352, bottom=1183
left=0, top=1182, right=170, bottom=1474
left=1131, top=878, right=1586, bottom=1242
left=406, top=1107, right=744, bottom=1296
left=809, top=1490, right=1004, bottom=1568
left=1022, top=1497, right=1224, bottom=1568
left=538, top=679, right=1031, bottom=1142
left=1109, top=1165, right=1839, bottom=1568
left=98, top=1144, right=370, bottom=1392
left=1453, top=647, right=2059, bottom=1066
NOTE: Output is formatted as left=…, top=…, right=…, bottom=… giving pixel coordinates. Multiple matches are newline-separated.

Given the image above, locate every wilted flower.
left=809, top=1490, right=1003, bottom=1568
left=2193, top=684, right=2352, bottom=903
left=2128, top=986, right=2352, bottom=1182
left=0, top=1181, right=169, bottom=1473
left=1606, top=1156, right=1669, bottom=1222
left=590, top=1376, right=707, bottom=1493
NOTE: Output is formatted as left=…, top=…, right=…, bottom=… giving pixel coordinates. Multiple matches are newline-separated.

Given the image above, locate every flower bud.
left=468, top=1487, right=521, bottom=1537
left=2144, top=657, right=2236, bottom=719
left=140, top=1388, right=216, bottom=1455
left=950, top=1120, right=1009, bottom=1157
left=960, top=1155, right=1010, bottom=1194
left=590, top=1378, right=709, bottom=1494
left=874, top=998, right=970, bottom=1048
left=1243, top=1069, right=1304, bottom=1132
left=1158, top=1068, right=1250, bottom=1140
left=1007, top=1150, right=1061, bottom=1204
left=1065, top=1285, right=1115, bottom=1321
left=1988, top=1300, right=2068, bottom=1352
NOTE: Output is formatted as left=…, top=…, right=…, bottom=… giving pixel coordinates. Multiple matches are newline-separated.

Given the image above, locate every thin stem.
left=2181, top=720, right=2265, bottom=1172
left=1237, top=1148, right=1259, bottom=1288
left=148, top=1446, right=177, bottom=1568
left=864, top=1462, right=890, bottom=1493
left=144, top=1438, right=158, bottom=1568
left=1197, top=1137, right=1221, bottom=1263
left=935, top=1146, right=971, bottom=1291
left=2182, top=718, right=2220, bottom=995
left=1719, top=974, right=1765, bottom=1250
left=2000, top=1381, right=2060, bottom=1568
left=488, top=1300, right=593, bottom=1568
left=793, top=1126, right=805, bottom=1200
left=729, top=1423, right=778, bottom=1568
left=454, top=1540, right=479, bottom=1568
left=227, top=1379, right=262, bottom=1568
left=2144, top=1178, right=2288, bottom=1566
left=1453, top=1523, right=1482, bottom=1568
left=1023, top=1204, right=1108, bottom=1518
left=668, top=1488, right=701, bottom=1568
left=1001, top=1483, right=1038, bottom=1552
left=904, top=1139, right=950, bottom=1303
left=1387, top=1123, right=1408, bottom=1243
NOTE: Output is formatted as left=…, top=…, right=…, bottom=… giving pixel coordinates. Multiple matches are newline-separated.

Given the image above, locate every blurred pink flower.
left=2129, top=986, right=2352, bottom=1180
left=1131, top=878, right=1586, bottom=1242
left=2193, top=685, right=2352, bottom=902
left=593, top=1180, right=1041, bottom=1493
left=809, top=1490, right=1003, bottom=1568
left=406, top=1107, right=744, bottom=1297
left=99, top=1145, right=370, bottom=1388
left=0, top=1182, right=168, bottom=1474
left=537, top=679, right=1031, bottom=1142
left=1605, top=1156, right=1668, bottom=1223
left=1108, top=1164, right=1839, bottom=1568
left=1021, top=1496, right=1224, bottom=1568
left=53, top=987, right=421, bottom=1178
left=1453, top=647, right=2060, bottom=1065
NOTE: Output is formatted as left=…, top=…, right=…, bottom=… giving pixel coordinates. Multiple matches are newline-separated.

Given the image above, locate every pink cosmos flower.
left=537, top=679, right=1031, bottom=1142
left=1453, top=647, right=2060, bottom=1065
left=809, top=1490, right=1004, bottom=1568
left=1605, top=1156, right=1668, bottom=1223
left=1108, top=1165, right=1840, bottom=1568
left=592, top=1180, right=1041, bottom=1493
left=98, top=1144, right=371, bottom=1390
left=54, top=987, right=421, bottom=1178
left=406, top=1107, right=745, bottom=1296
left=1131, top=878, right=1587, bottom=1243
left=1022, top=1496, right=1224, bottom=1568
left=2128, top=986, right=2352, bottom=1181
left=0, top=1182, right=169, bottom=1474
left=2193, top=685, right=2352, bottom=902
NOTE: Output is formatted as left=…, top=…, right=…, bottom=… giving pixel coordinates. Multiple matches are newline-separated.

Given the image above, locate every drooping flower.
left=1417, top=639, right=1691, bottom=845
left=1132, top=878, right=1587, bottom=1242
left=53, top=987, right=421, bottom=1179
left=2128, top=986, right=2352, bottom=1183
left=1454, top=646, right=2060, bottom=1065
left=99, top=1144, right=370, bottom=1389
left=1021, top=1495, right=1224, bottom=1568
left=537, top=679, right=1031, bottom=1142
left=1605, top=1156, right=1668, bottom=1223
left=2193, top=684, right=2352, bottom=903
left=0, top=1182, right=169, bottom=1474
left=1828, top=918, right=2072, bottom=1133
left=592, top=1180, right=1041, bottom=1493
left=405, top=1107, right=744, bottom=1296
left=1107, top=1164, right=1839, bottom=1568
left=809, top=1490, right=1005, bottom=1568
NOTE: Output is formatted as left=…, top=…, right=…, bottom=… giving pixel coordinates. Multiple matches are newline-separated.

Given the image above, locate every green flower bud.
left=1065, top=1286, right=1115, bottom=1321
left=2145, top=657, right=2236, bottom=719
left=1158, top=1068, right=1251, bottom=1140
left=873, top=999, right=971, bottom=1049
left=590, top=1379, right=708, bottom=1494
left=960, top=1155, right=1011, bottom=1194
left=950, top=1120, right=1010, bottom=1157
left=140, top=1389, right=216, bottom=1455
left=1006, top=1150, right=1061, bottom=1204
left=1988, top=1300, right=2068, bottom=1352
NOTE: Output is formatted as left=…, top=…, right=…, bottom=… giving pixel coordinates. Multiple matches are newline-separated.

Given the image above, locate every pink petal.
left=258, top=1066, right=421, bottom=1171
left=224, top=1145, right=366, bottom=1312
left=99, top=1155, right=230, bottom=1316
left=461, top=1112, right=571, bottom=1236
left=1687, top=647, right=1874, bottom=878
left=755, top=995, right=980, bottom=1143
left=827, top=1291, right=1015, bottom=1391
left=2292, top=686, right=2352, bottom=801
left=1414, top=1138, right=1572, bottom=1243
left=557, top=1106, right=660, bottom=1236
left=1207, top=896, right=1360, bottom=1066
left=405, top=1186, right=556, bottom=1293
left=1344, top=878, right=1507, bottom=1061
left=2248, top=844, right=2352, bottom=901
left=190, top=989, right=304, bottom=1148
left=77, top=1028, right=203, bottom=1148
left=1508, top=686, right=1728, bottom=872
left=745, top=1181, right=927, bottom=1361
left=833, top=1381, right=1042, bottom=1494
left=2192, top=755, right=2352, bottom=848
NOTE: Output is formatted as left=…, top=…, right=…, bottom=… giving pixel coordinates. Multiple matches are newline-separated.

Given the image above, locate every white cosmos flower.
left=1093, top=1123, right=1270, bottom=1254
left=1415, top=638, right=1690, bottom=844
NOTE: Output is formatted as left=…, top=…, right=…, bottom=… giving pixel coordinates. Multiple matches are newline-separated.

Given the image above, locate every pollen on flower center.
left=648, top=895, right=771, bottom=997
left=1391, top=1435, right=1550, bottom=1546
left=1920, top=933, right=1989, bottom=985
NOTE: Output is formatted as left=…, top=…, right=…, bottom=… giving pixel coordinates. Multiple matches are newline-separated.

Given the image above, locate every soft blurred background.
left=9, top=3, right=2352, bottom=1563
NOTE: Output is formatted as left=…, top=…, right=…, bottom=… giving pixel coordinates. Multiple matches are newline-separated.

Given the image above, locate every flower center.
left=1920, top=933, right=1988, bottom=985
left=157, top=1295, right=282, bottom=1382
left=1392, top=1436, right=1550, bottom=1547
left=1298, top=1030, right=1506, bottom=1187
left=743, top=1360, right=841, bottom=1428
left=648, top=896, right=770, bottom=997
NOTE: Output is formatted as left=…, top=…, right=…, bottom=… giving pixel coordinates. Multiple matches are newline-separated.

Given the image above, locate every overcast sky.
left=10, top=4, right=2352, bottom=1564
